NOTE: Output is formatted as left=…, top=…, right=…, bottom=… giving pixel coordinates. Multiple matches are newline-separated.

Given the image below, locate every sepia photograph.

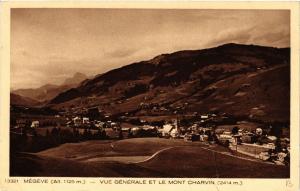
left=8, top=7, right=292, bottom=179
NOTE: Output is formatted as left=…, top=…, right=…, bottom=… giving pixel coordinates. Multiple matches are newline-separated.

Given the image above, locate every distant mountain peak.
left=12, top=72, right=88, bottom=103
left=40, top=84, right=58, bottom=89
left=74, top=72, right=86, bottom=77
left=62, top=72, right=87, bottom=86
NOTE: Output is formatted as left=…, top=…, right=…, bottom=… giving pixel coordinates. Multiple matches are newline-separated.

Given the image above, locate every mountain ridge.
left=12, top=72, right=88, bottom=103
left=17, top=43, right=290, bottom=123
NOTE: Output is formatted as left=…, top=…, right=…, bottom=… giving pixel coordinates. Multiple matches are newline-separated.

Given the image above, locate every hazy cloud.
left=11, top=9, right=290, bottom=89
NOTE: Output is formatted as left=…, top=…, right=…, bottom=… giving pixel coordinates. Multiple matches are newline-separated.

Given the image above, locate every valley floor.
left=10, top=138, right=289, bottom=178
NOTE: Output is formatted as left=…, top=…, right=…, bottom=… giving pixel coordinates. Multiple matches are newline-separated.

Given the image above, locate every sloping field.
left=10, top=152, right=166, bottom=177
left=138, top=146, right=289, bottom=178
left=11, top=138, right=289, bottom=177
left=38, top=138, right=200, bottom=160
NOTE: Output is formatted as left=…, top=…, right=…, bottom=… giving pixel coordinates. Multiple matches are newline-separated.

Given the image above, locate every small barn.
left=161, top=124, right=174, bottom=137
left=30, top=121, right=39, bottom=128
left=83, top=117, right=90, bottom=124
left=73, top=117, right=82, bottom=127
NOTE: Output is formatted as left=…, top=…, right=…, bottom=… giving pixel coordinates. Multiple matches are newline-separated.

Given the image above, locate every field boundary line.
left=131, top=147, right=175, bottom=164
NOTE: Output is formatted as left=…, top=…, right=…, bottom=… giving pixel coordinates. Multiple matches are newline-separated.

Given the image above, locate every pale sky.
left=11, top=9, right=290, bottom=89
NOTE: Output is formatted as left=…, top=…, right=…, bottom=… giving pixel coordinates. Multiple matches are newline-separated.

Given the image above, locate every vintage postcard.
left=0, top=1, right=299, bottom=191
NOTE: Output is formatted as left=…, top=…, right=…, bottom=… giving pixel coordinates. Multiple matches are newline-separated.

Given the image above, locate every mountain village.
left=11, top=105, right=290, bottom=166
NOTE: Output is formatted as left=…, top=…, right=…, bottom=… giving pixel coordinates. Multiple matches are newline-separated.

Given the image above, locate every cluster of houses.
left=65, top=116, right=121, bottom=130
left=156, top=117, right=290, bottom=166
left=158, top=114, right=214, bottom=139
left=221, top=128, right=291, bottom=166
